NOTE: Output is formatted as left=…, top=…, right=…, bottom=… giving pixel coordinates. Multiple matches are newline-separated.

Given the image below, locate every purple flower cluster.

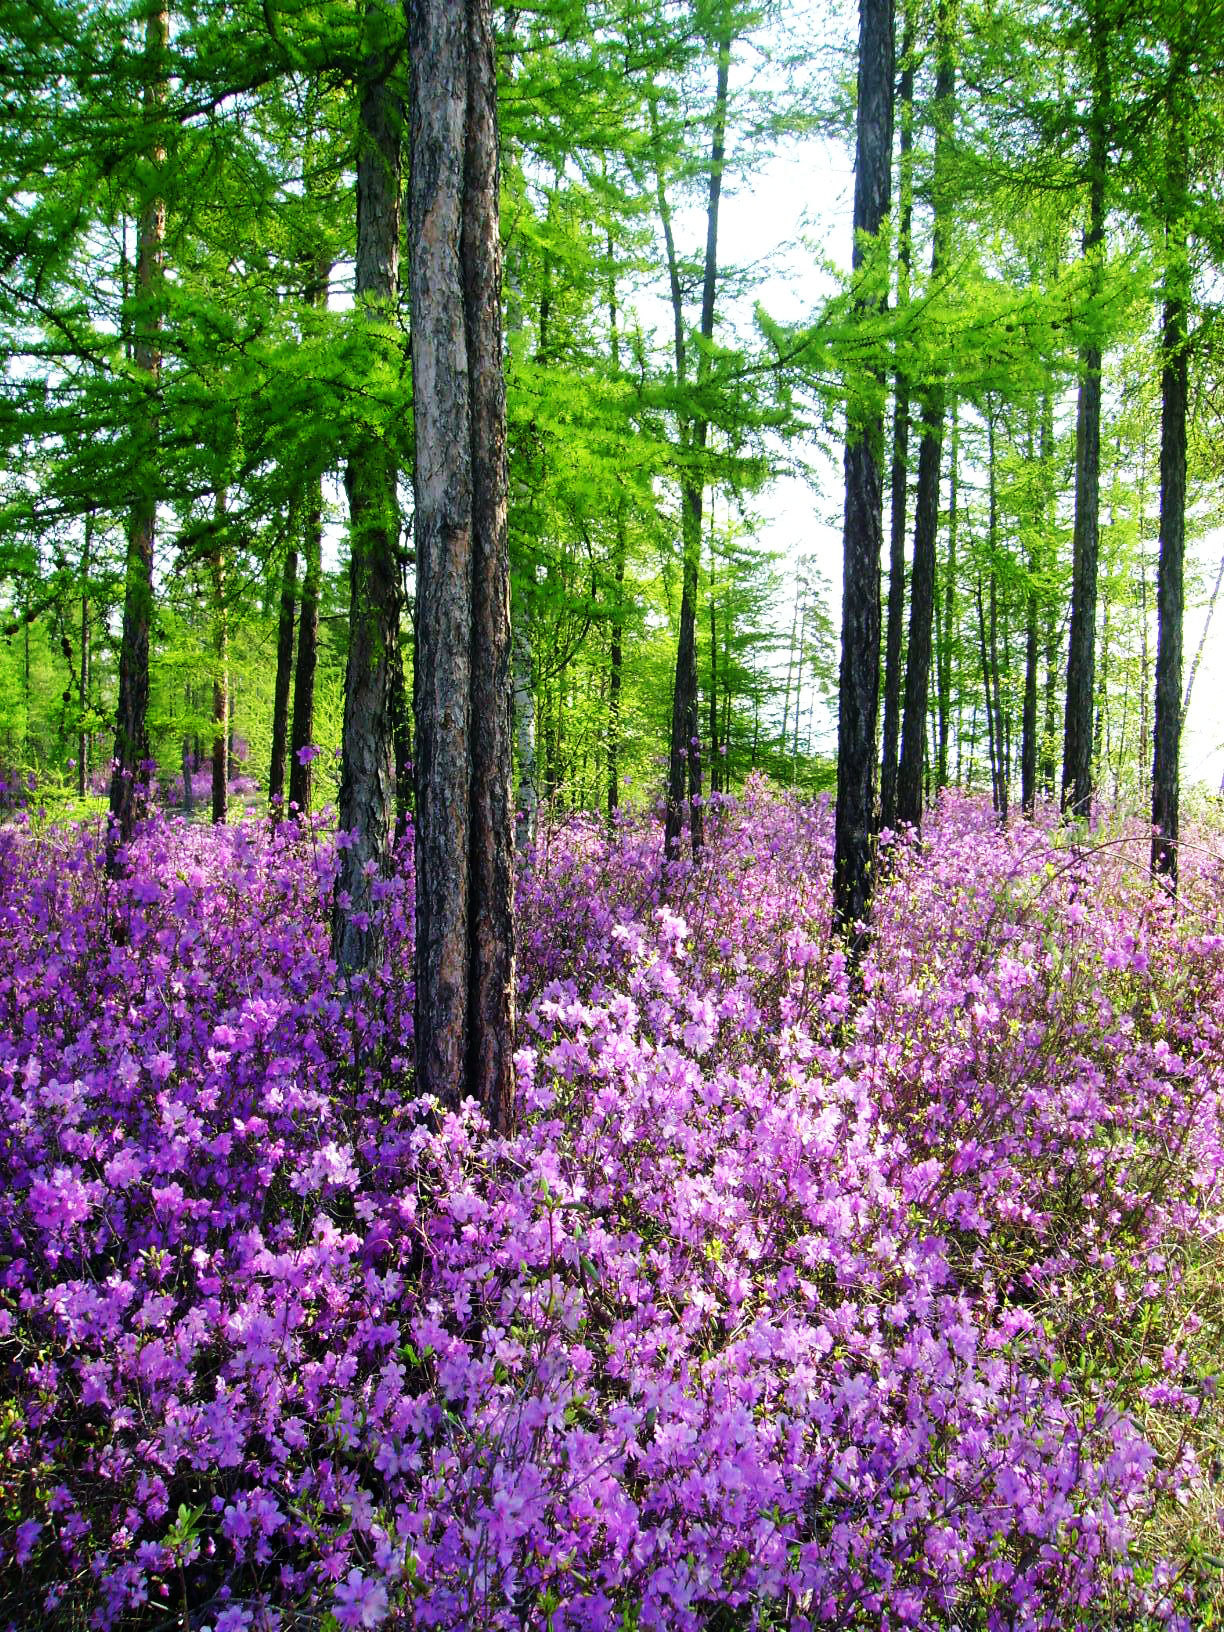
left=1, top=784, right=1222, bottom=1630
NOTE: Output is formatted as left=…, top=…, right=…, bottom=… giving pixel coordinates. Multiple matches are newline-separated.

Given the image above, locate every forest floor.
left=2, top=783, right=1224, bottom=1631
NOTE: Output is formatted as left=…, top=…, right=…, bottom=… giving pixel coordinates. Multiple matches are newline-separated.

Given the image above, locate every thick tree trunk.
left=1151, top=66, right=1188, bottom=885
left=268, top=540, right=298, bottom=813
left=410, top=0, right=515, bottom=1129
left=896, top=0, right=954, bottom=834
left=332, top=10, right=404, bottom=973
left=108, top=4, right=166, bottom=866
left=1061, top=1, right=1108, bottom=819
left=832, top=0, right=894, bottom=942
left=878, top=0, right=914, bottom=834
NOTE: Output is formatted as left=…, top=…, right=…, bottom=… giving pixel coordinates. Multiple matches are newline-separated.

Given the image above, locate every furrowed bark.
left=411, top=0, right=515, bottom=1128
left=332, top=3, right=404, bottom=973
left=832, top=0, right=894, bottom=943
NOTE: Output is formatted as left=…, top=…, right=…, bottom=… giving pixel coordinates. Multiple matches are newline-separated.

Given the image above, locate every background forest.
left=3, top=0, right=1222, bottom=843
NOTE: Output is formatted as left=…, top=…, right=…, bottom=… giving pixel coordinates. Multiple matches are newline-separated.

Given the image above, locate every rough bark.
left=268, top=541, right=298, bottom=813
left=411, top=0, right=515, bottom=1129
left=332, top=6, right=404, bottom=973
left=108, top=3, right=166, bottom=866
left=895, top=0, right=953, bottom=834
left=878, top=0, right=914, bottom=834
left=832, top=0, right=894, bottom=943
left=1061, top=0, right=1108, bottom=820
left=1151, top=61, right=1188, bottom=885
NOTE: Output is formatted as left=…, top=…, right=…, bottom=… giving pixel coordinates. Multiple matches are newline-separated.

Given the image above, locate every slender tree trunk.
left=211, top=538, right=229, bottom=825
left=937, top=402, right=958, bottom=791
left=879, top=0, right=914, bottom=833
left=78, top=517, right=91, bottom=798
left=1062, top=0, right=1108, bottom=819
left=1151, top=56, right=1188, bottom=885
left=1021, top=574, right=1039, bottom=817
left=896, top=0, right=954, bottom=833
left=333, top=7, right=404, bottom=973
left=606, top=241, right=627, bottom=819
left=287, top=248, right=330, bottom=819
left=410, top=0, right=515, bottom=1128
left=289, top=474, right=323, bottom=815
left=658, top=34, right=729, bottom=865
left=108, top=2, right=167, bottom=866
left=833, top=0, right=894, bottom=942
left=607, top=542, right=625, bottom=816
left=181, top=735, right=194, bottom=815
left=513, top=585, right=537, bottom=851
left=709, top=548, right=720, bottom=794
left=269, top=540, right=298, bottom=813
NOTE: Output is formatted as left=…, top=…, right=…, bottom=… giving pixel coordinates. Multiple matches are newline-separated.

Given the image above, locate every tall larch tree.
left=332, top=0, right=407, bottom=972
left=895, top=0, right=955, bottom=833
left=1061, top=0, right=1110, bottom=818
left=410, top=0, right=515, bottom=1127
left=108, top=1, right=168, bottom=862
left=832, top=0, right=894, bottom=940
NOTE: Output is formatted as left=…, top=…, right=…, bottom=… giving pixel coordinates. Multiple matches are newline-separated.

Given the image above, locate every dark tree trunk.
left=832, top=0, right=894, bottom=942
left=288, top=254, right=330, bottom=819
left=1151, top=59, right=1188, bottom=885
left=268, top=540, right=298, bottom=813
left=211, top=546, right=228, bottom=825
left=181, top=735, right=194, bottom=815
left=108, top=4, right=166, bottom=867
left=1062, top=0, right=1108, bottom=820
left=78, top=518, right=91, bottom=798
left=1021, top=577, right=1039, bottom=817
left=659, top=34, right=730, bottom=865
left=878, top=0, right=914, bottom=834
left=289, top=473, right=324, bottom=816
left=896, top=0, right=954, bottom=834
left=607, top=542, right=625, bottom=816
left=410, top=0, right=515, bottom=1129
left=606, top=240, right=626, bottom=819
left=936, top=402, right=957, bottom=790
left=332, top=9, right=404, bottom=973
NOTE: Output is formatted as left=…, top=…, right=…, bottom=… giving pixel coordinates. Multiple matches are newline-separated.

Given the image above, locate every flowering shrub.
left=1, top=784, right=1223, bottom=1630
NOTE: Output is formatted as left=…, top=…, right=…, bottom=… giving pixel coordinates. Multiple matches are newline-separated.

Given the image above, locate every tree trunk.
left=108, top=3, right=166, bottom=866
left=1061, top=0, right=1108, bottom=820
left=78, top=517, right=91, bottom=799
left=879, top=0, right=914, bottom=834
left=211, top=538, right=229, bottom=825
left=1151, top=55, right=1188, bottom=885
left=937, top=402, right=958, bottom=791
left=410, top=0, right=515, bottom=1129
left=832, top=0, right=894, bottom=942
left=896, top=0, right=954, bottom=834
left=659, top=33, right=730, bottom=866
left=332, top=7, right=404, bottom=973
left=268, top=540, right=298, bottom=814
left=513, top=583, right=537, bottom=851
